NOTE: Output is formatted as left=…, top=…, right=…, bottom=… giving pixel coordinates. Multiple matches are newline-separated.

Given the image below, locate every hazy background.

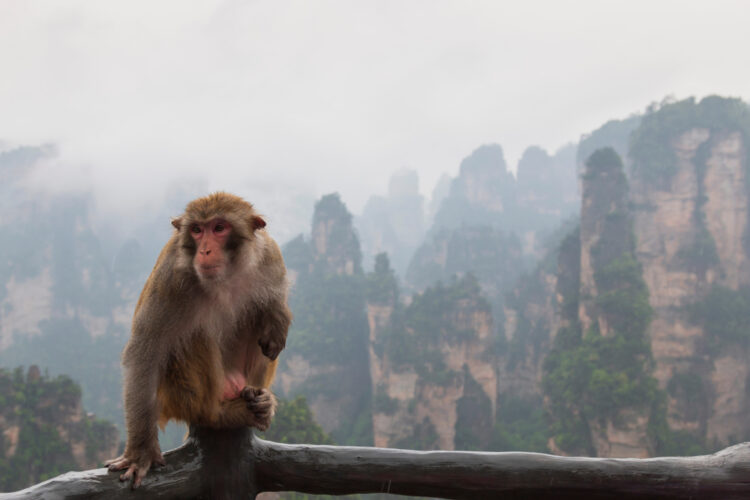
left=3, top=1, right=750, bottom=491
left=2, top=0, right=749, bottom=244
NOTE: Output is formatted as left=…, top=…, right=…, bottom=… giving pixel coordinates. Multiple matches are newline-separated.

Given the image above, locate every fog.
left=2, top=0, right=750, bottom=243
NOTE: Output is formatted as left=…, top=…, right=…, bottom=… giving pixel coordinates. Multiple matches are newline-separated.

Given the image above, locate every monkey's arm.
left=257, top=297, right=292, bottom=361
left=256, top=239, right=292, bottom=361
left=106, top=307, right=168, bottom=488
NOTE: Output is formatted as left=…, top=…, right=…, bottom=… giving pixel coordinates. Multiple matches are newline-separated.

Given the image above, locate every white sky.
left=1, top=0, right=749, bottom=238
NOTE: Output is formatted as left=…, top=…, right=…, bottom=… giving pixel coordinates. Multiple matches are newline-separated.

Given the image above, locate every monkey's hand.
left=241, top=386, right=277, bottom=431
left=106, top=443, right=165, bottom=489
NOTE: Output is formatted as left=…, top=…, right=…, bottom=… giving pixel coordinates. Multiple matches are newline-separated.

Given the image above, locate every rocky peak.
left=579, top=147, right=632, bottom=336
left=516, top=146, right=552, bottom=184
left=448, top=143, right=515, bottom=215
left=516, top=144, right=579, bottom=234
left=311, top=193, right=362, bottom=276
left=577, top=116, right=641, bottom=176
left=356, top=170, right=425, bottom=276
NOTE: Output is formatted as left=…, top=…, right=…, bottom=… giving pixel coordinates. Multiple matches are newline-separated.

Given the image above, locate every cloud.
left=1, top=0, right=749, bottom=219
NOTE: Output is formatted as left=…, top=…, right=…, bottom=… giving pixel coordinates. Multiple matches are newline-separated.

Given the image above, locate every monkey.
left=105, top=192, right=292, bottom=488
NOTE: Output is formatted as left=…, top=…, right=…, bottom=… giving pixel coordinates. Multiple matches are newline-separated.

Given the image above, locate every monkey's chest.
left=162, top=336, right=224, bottom=397
left=158, top=335, right=225, bottom=423
left=192, top=293, right=248, bottom=338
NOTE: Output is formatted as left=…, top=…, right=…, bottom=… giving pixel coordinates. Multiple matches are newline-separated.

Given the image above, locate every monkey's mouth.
left=198, top=265, right=222, bottom=278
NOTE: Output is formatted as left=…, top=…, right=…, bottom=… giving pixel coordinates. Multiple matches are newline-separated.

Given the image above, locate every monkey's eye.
left=191, top=225, right=202, bottom=234
left=214, top=223, right=226, bottom=233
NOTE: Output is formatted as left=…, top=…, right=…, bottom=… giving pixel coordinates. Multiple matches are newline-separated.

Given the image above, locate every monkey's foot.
left=240, top=387, right=276, bottom=431
left=106, top=447, right=165, bottom=489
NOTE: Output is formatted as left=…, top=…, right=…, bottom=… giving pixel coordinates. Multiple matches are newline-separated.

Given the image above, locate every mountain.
left=405, top=142, right=579, bottom=328
left=501, top=96, right=750, bottom=457
left=0, top=146, right=132, bottom=429
left=279, top=194, right=373, bottom=445
left=366, top=257, right=497, bottom=450
left=356, top=169, right=426, bottom=277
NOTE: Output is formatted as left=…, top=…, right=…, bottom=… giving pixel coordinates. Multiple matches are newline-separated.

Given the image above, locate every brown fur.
left=106, top=192, right=291, bottom=488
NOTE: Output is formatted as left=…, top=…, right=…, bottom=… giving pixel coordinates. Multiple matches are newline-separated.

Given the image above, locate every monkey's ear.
left=252, top=215, right=266, bottom=231
left=171, top=217, right=182, bottom=229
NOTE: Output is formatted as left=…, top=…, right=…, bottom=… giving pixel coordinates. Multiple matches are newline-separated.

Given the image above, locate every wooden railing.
left=2, top=426, right=750, bottom=499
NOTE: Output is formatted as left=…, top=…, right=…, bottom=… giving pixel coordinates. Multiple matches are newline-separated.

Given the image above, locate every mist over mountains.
left=0, top=108, right=583, bottom=442
left=2, top=95, right=750, bottom=489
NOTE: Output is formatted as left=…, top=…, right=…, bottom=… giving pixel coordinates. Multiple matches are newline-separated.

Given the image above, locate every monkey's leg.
left=207, top=387, right=277, bottom=430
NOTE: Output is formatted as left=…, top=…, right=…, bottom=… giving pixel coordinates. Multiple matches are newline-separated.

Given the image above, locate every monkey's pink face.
left=190, top=218, right=232, bottom=279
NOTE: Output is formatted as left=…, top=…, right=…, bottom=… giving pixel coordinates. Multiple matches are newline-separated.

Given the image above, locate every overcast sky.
left=1, top=1, right=749, bottom=240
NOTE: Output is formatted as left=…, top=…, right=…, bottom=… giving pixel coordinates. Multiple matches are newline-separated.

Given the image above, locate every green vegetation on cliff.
left=284, top=266, right=372, bottom=445
left=630, top=96, right=750, bottom=183
left=282, top=194, right=372, bottom=446
left=687, top=285, right=750, bottom=350
left=490, top=395, right=550, bottom=453
left=386, top=274, right=490, bottom=387
left=406, top=226, right=523, bottom=308
left=0, top=320, right=126, bottom=434
left=543, top=149, right=660, bottom=455
left=287, top=268, right=368, bottom=365
left=0, top=366, right=118, bottom=491
left=366, top=253, right=399, bottom=306
left=577, top=116, right=641, bottom=172
left=311, top=193, right=363, bottom=274
left=393, top=417, right=440, bottom=451
left=454, top=366, right=493, bottom=450
left=543, top=148, right=714, bottom=456
left=261, top=396, right=333, bottom=445
left=373, top=273, right=495, bottom=451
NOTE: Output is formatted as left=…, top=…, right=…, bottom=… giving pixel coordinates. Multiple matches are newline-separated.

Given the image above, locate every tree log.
left=2, top=427, right=750, bottom=499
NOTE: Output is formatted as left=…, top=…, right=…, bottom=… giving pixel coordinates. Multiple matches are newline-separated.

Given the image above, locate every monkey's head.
left=171, top=192, right=266, bottom=282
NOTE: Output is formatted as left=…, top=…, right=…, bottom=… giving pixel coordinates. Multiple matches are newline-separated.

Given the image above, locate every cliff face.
left=541, top=148, right=657, bottom=458
left=539, top=97, right=750, bottom=457
left=368, top=274, right=497, bottom=450
left=631, top=107, right=750, bottom=445
left=499, top=257, right=560, bottom=400
left=0, top=146, right=140, bottom=430
left=578, top=152, right=629, bottom=337
left=279, top=194, right=372, bottom=444
left=0, top=147, right=127, bottom=349
left=310, top=194, right=363, bottom=277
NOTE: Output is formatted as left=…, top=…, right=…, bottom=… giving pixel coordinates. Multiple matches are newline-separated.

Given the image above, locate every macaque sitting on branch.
left=106, top=192, right=292, bottom=488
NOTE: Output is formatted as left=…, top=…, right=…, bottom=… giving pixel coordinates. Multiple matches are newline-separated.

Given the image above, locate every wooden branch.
left=255, top=439, right=750, bottom=499
left=3, top=426, right=750, bottom=499
left=0, top=427, right=256, bottom=500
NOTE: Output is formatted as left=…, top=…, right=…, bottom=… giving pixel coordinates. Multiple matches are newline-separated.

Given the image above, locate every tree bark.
left=3, top=427, right=750, bottom=499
